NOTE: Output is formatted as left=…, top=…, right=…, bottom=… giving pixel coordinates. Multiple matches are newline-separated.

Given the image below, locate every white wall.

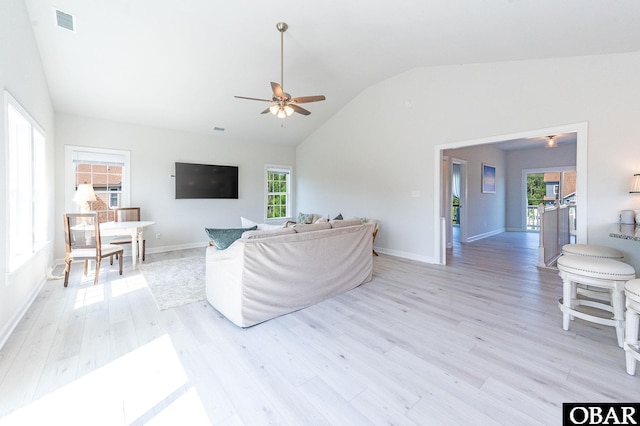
left=297, top=52, right=640, bottom=269
left=0, top=0, right=56, bottom=347
left=443, top=145, right=507, bottom=241
left=54, top=114, right=297, bottom=259
left=505, top=144, right=577, bottom=231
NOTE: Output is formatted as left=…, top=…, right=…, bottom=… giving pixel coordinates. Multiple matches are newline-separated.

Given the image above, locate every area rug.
left=139, top=256, right=206, bottom=310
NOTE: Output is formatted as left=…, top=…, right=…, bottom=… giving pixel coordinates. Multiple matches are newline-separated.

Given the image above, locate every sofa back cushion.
left=242, top=227, right=296, bottom=239
left=292, top=222, right=332, bottom=233
left=330, top=218, right=362, bottom=228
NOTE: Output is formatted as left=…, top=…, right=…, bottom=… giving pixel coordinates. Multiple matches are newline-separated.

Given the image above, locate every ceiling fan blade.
left=271, top=82, right=285, bottom=99
left=291, top=95, right=326, bottom=104
left=235, top=96, right=272, bottom=102
left=260, top=107, right=271, bottom=114
left=290, top=104, right=311, bottom=116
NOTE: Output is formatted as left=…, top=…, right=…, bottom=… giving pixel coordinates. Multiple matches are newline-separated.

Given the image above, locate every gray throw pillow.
left=297, top=212, right=314, bottom=224
left=205, top=226, right=257, bottom=250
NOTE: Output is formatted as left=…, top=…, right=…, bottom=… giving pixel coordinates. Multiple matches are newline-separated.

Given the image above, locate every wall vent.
left=55, top=9, right=75, bottom=32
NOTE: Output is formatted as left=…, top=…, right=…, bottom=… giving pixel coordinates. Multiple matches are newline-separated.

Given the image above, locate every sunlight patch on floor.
left=0, top=335, right=209, bottom=425
left=110, top=273, right=148, bottom=298
left=72, top=274, right=149, bottom=309
left=74, top=283, right=105, bottom=309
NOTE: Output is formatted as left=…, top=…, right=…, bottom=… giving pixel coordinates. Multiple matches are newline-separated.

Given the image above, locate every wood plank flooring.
left=1, top=232, right=639, bottom=425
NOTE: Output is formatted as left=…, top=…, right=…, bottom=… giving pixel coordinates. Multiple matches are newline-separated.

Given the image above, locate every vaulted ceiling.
left=23, top=0, right=640, bottom=145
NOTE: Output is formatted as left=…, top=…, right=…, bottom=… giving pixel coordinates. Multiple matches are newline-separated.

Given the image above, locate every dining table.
left=100, top=220, right=155, bottom=267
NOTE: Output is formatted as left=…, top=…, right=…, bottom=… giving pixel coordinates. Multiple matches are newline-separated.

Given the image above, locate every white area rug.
left=139, top=256, right=206, bottom=310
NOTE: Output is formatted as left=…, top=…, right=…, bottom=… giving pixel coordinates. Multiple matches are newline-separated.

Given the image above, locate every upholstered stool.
left=557, top=255, right=635, bottom=348
left=561, top=244, right=625, bottom=302
left=562, top=243, right=624, bottom=259
left=624, top=279, right=640, bottom=375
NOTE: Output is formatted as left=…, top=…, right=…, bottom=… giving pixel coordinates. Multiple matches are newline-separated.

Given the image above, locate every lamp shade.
left=631, top=174, right=640, bottom=194
left=73, top=183, right=97, bottom=203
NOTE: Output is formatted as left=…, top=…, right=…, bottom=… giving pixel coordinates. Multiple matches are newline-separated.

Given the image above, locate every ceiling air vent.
left=55, top=9, right=75, bottom=32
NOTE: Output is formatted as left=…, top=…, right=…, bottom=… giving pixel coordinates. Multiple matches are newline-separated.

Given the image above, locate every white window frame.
left=5, top=91, right=48, bottom=272
left=64, top=146, right=131, bottom=217
left=264, top=164, right=292, bottom=222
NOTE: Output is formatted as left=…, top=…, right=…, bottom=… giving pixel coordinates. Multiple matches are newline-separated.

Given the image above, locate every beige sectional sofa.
left=206, top=220, right=374, bottom=327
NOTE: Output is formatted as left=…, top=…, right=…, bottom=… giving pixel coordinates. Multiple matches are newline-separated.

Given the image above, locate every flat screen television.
left=175, top=162, right=239, bottom=199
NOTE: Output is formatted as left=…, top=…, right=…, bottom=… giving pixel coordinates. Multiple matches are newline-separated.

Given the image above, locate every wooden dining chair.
left=111, top=207, right=146, bottom=261
left=63, top=212, right=123, bottom=287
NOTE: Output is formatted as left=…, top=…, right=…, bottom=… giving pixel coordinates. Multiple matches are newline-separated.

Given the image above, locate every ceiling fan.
left=235, top=22, right=326, bottom=118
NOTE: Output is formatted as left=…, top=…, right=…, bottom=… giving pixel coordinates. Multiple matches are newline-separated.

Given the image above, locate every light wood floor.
left=1, top=232, right=639, bottom=425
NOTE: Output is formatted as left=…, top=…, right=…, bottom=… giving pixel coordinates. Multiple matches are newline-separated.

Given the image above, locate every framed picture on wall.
left=482, top=163, right=496, bottom=193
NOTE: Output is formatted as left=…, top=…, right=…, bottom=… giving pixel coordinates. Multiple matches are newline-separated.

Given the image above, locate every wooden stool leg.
left=626, top=307, right=639, bottom=375
left=562, top=277, right=574, bottom=330
left=611, top=285, right=625, bottom=348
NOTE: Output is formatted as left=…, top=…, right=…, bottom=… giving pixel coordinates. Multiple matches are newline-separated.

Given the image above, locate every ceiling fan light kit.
left=235, top=22, right=326, bottom=118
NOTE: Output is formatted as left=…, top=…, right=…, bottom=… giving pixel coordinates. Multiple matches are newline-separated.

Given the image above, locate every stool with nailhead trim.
left=561, top=244, right=625, bottom=302
left=557, top=255, right=635, bottom=348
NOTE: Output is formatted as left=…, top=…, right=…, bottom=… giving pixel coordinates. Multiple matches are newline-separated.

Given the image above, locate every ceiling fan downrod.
left=276, top=22, right=288, bottom=91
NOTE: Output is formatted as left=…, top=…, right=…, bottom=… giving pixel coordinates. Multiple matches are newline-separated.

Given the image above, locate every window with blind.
left=65, top=146, right=130, bottom=222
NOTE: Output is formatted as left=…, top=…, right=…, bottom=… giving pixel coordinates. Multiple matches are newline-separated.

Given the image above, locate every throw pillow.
left=314, top=214, right=329, bottom=223
left=205, top=226, right=257, bottom=250
left=297, top=212, right=315, bottom=224
left=333, top=213, right=343, bottom=220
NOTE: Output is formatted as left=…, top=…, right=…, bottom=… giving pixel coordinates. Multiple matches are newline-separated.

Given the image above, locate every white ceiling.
left=23, top=0, right=640, bottom=145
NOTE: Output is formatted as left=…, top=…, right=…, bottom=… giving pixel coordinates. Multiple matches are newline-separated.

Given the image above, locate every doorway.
left=450, top=159, right=467, bottom=247
left=434, top=123, right=587, bottom=265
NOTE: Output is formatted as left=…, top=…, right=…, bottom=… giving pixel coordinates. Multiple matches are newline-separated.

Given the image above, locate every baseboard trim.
left=466, top=228, right=505, bottom=243
left=0, top=276, right=47, bottom=351
left=374, top=247, right=438, bottom=264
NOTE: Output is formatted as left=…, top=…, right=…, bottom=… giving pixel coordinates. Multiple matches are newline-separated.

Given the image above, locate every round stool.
left=624, top=279, right=640, bottom=375
left=561, top=245, right=625, bottom=302
left=557, top=255, right=635, bottom=348
left=562, top=243, right=624, bottom=259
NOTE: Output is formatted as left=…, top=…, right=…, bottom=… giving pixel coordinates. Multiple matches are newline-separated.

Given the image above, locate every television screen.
left=175, top=162, right=239, bottom=199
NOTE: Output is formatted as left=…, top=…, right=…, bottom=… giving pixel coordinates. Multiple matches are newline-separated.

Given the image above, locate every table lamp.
left=73, top=183, right=97, bottom=213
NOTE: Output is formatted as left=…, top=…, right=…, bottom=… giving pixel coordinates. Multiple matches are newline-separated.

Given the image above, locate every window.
left=65, top=146, right=130, bottom=222
left=265, top=165, right=292, bottom=220
left=553, top=184, right=559, bottom=195
left=5, top=91, right=47, bottom=272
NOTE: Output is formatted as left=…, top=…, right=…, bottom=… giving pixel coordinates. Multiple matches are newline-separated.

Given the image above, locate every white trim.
left=434, top=122, right=588, bottom=265
left=264, top=164, right=293, bottom=222
left=4, top=91, right=48, bottom=273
